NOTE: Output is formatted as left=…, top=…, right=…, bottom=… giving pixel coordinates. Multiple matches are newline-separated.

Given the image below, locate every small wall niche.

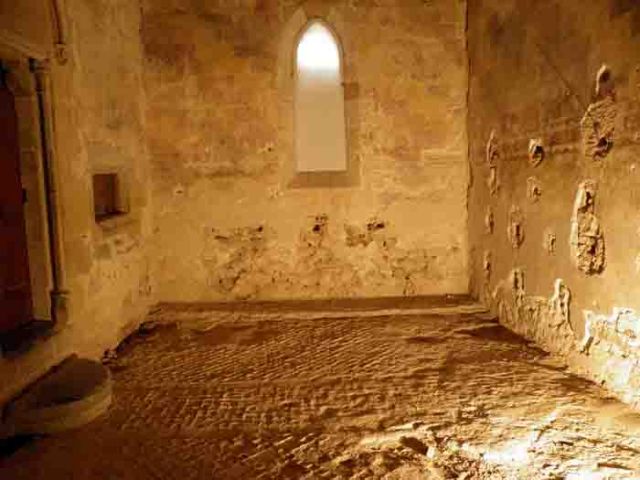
left=93, top=173, right=127, bottom=223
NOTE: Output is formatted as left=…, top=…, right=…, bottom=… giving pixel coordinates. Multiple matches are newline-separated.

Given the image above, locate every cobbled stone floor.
left=3, top=299, right=640, bottom=479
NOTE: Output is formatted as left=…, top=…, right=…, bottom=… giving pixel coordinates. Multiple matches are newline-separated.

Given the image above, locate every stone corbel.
left=49, top=0, right=69, bottom=65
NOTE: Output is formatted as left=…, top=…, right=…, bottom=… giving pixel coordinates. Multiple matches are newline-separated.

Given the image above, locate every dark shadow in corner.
left=0, top=434, right=39, bottom=460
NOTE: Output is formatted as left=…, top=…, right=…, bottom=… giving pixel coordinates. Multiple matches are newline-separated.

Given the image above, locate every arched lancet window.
left=295, top=22, right=347, bottom=173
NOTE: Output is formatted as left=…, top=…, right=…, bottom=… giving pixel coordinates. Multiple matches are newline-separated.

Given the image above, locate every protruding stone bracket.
left=544, top=229, right=556, bottom=255
left=488, top=166, right=499, bottom=196
left=595, top=64, right=614, bottom=99
left=486, top=130, right=499, bottom=166
left=50, top=0, right=69, bottom=65
left=581, top=65, right=616, bottom=160
left=483, top=251, right=492, bottom=283
left=527, top=176, right=542, bottom=203
left=507, top=206, right=524, bottom=249
left=528, top=139, right=545, bottom=167
left=485, top=206, right=494, bottom=235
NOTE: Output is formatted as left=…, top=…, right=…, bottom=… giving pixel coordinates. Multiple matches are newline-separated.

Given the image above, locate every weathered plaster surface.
left=0, top=0, right=154, bottom=404
left=578, top=307, right=640, bottom=405
left=142, top=0, right=470, bottom=301
left=491, top=270, right=575, bottom=355
left=468, top=0, right=640, bottom=406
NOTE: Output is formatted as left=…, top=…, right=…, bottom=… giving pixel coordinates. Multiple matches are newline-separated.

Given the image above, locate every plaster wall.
left=467, top=0, right=640, bottom=405
left=0, top=0, right=154, bottom=404
left=142, top=0, right=470, bottom=301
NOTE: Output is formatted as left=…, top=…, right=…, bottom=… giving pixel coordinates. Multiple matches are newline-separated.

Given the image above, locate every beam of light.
left=296, top=23, right=340, bottom=73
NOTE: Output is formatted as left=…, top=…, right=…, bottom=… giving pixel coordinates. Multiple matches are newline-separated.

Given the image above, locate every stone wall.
left=0, top=0, right=154, bottom=404
left=61, top=0, right=154, bottom=353
left=467, top=0, right=640, bottom=406
left=142, top=0, right=470, bottom=302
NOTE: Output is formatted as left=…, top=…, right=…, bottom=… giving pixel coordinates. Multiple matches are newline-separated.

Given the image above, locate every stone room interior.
left=1, top=0, right=640, bottom=478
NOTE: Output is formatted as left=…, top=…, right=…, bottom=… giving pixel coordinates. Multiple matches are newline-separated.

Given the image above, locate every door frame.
left=0, top=40, right=69, bottom=332
left=0, top=63, right=34, bottom=332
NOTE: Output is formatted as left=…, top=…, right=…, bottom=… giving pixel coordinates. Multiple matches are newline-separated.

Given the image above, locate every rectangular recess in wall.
left=93, top=173, right=126, bottom=222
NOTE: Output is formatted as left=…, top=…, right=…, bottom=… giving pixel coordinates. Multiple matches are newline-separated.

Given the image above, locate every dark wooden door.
left=0, top=75, right=33, bottom=333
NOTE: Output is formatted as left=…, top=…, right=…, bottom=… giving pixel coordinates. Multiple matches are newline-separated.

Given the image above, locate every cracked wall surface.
left=468, top=0, right=640, bottom=406
left=142, top=0, right=470, bottom=301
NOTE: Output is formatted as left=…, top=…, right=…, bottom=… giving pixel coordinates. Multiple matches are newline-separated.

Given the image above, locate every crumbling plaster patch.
left=493, top=270, right=575, bottom=355
left=570, top=180, right=605, bottom=275
left=344, top=218, right=387, bottom=248
left=193, top=214, right=456, bottom=301
left=579, top=307, right=640, bottom=406
left=492, top=274, right=640, bottom=407
left=581, top=96, right=616, bottom=159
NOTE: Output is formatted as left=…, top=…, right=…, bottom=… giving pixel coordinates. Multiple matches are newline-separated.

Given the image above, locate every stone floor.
left=2, top=300, right=640, bottom=479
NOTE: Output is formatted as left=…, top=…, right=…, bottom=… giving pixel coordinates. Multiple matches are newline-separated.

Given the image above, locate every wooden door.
left=0, top=73, right=32, bottom=333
